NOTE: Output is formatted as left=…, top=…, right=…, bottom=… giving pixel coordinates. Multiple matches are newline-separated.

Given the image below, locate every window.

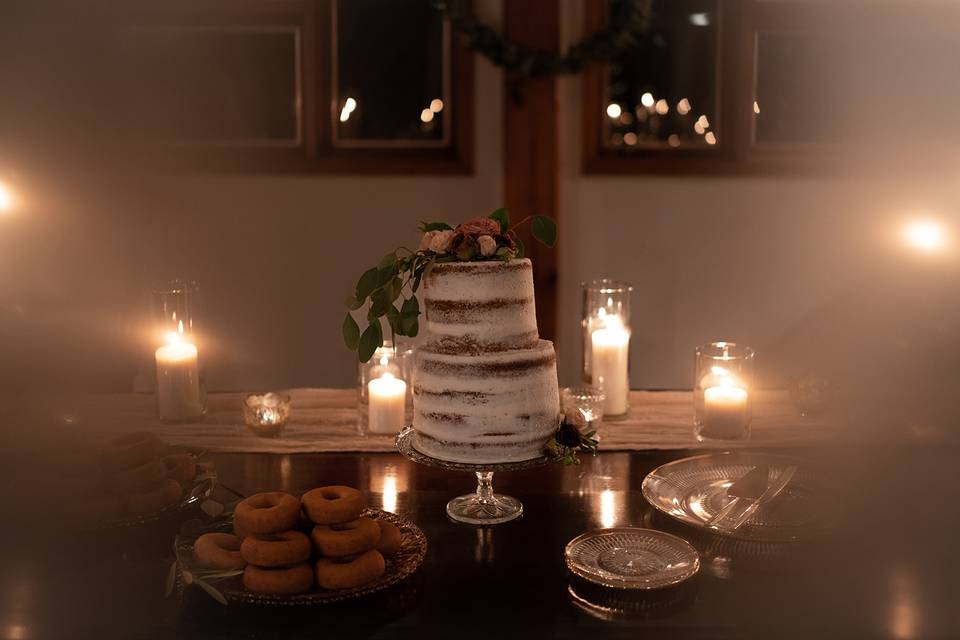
left=112, top=0, right=472, bottom=173
left=583, top=0, right=959, bottom=175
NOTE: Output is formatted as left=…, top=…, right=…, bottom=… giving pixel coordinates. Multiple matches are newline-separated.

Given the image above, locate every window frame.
left=116, top=0, right=473, bottom=175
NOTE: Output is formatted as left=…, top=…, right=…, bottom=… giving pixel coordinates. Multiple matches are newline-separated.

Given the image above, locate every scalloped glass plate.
left=565, top=528, right=700, bottom=590
left=641, top=452, right=833, bottom=542
left=175, top=508, right=427, bottom=606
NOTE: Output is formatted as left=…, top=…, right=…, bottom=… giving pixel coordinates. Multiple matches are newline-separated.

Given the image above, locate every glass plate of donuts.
left=173, top=508, right=427, bottom=606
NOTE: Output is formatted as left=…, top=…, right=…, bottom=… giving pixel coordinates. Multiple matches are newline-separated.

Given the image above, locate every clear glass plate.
left=642, top=452, right=832, bottom=542
left=565, top=528, right=700, bottom=590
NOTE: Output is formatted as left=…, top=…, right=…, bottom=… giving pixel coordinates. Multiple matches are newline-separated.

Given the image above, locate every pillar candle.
left=368, top=372, right=407, bottom=434
left=702, top=384, right=749, bottom=438
left=591, top=316, right=630, bottom=415
left=155, top=333, right=203, bottom=421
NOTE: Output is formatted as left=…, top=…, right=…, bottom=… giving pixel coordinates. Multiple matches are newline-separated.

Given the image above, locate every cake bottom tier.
left=412, top=340, right=560, bottom=464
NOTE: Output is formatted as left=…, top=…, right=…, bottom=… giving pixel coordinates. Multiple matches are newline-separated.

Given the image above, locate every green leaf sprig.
left=344, top=208, right=557, bottom=362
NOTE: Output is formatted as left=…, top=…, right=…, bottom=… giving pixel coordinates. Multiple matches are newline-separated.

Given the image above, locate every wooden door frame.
left=503, top=0, right=560, bottom=341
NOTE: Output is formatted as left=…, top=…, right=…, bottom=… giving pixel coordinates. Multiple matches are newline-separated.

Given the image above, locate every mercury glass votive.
left=694, top=342, right=754, bottom=441
left=561, top=386, right=606, bottom=427
left=581, top=280, right=633, bottom=419
left=243, top=392, right=291, bottom=437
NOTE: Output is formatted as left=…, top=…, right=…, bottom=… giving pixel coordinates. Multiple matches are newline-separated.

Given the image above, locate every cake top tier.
left=422, top=259, right=539, bottom=355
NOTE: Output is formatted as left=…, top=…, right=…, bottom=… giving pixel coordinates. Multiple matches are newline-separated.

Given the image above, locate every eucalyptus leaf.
left=418, top=221, right=453, bottom=232
left=406, top=317, right=419, bottom=337
left=377, top=263, right=397, bottom=287
left=386, top=305, right=401, bottom=334
left=386, top=277, right=403, bottom=302
left=401, top=295, right=419, bottom=316
left=342, top=313, right=360, bottom=350
left=514, top=234, right=526, bottom=259
left=344, top=295, right=364, bottom=310
left=488, top=207, right=510, bottom=233
left=355, top=268, right=379, bottom=301
left=378, top=251, right=397, bottom=268
left=195, top=579, right=229, bottom=606
left=532, top=215, right=557, bottom=247
left=370, top=289, right=392, bottom=317
left=412, top=264, right=425, bottom=292
left=358, top=321, right=382, bottom=363
left=165, top=561, right=177, bottom=597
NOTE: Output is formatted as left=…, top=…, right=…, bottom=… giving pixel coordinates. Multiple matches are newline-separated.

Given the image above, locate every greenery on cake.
left=343, top=208, right=557, bottom=362
left=546, top=415, right=600, bottom=466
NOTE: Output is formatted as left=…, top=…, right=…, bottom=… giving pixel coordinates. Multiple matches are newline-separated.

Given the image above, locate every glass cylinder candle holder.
left=694, top=342, right=755, bottom=441
left=243, top=392, right=291, bottom=437
left=358, top=341, right=411, bottom=435
left=151, top=280, right=206, bottom=422
left=581, top=280, right=633, bottom=419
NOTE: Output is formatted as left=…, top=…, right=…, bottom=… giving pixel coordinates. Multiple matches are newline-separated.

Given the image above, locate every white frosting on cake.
left=421, top=259, right=539, bottom=354
left=412, top=259, right=560, bottom=463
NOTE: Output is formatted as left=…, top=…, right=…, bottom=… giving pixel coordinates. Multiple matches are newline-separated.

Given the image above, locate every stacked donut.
left=65, top=432, right=196, bottom=524
left=193, top=486, right=403, bottom=595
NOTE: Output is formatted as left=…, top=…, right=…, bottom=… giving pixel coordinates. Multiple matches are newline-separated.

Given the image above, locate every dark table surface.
left=2, top=445, right=957, bottom=640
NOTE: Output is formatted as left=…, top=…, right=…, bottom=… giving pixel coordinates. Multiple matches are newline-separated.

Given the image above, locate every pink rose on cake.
left=428, top=229, right=456, bottom=253
left=455, top=217, right=501, bottom=238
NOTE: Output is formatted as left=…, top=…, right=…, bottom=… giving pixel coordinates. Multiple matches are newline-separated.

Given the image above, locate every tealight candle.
left=591, top=314, right=630, bottom=416
left=367, top=372, right=407, bottom=435
left=155, top=325, right=203, bottom=422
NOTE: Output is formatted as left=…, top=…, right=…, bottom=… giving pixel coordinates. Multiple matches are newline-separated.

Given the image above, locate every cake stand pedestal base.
left=446, top=472, right=523, bottom=525
left=396, top=426, right=548, bottom=526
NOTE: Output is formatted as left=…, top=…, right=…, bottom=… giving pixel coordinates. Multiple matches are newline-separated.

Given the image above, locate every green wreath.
left=437, top=0, right=653, bottom=79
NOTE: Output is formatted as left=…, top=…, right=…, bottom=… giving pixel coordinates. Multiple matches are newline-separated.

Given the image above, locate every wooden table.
left=1, top=442, right=957, bottom=639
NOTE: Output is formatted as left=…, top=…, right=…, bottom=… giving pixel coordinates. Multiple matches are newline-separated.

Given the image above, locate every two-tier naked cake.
left=412, top=258, right=561, bottom=463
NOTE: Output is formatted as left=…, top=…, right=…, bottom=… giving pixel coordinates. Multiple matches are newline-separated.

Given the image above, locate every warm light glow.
left=605, top=103, right=622, bottom=119
left=623, top=132, right=638, bottom=146
left=903, top=220, right=947, bottom=252
left=689, top=12, right=711, bottom=26
left=889, top=567, right=920, bottom=639
left=600, top=490, right=616, bottom=528
left=0, top=181, right=13, bottom=212
left=753, top=100, right=761, bottom=114
left=382, top=470, right=398, bottom=513
left=668, top=134, right=681, bottom=148
left=655, top=99, right=669, bottom=115
left=430, top=98, right=444, bottom=113
left=379, top=354, right=389, bottom=367
left=619, top=111, right=634, bottom=125
left=339, top=97, right=357, bottom=123
left=697, top=115, right=710, bottom=129
left=420, top=109, right=434, bottom=123
left=694, top=122, right=706, bottom=135
left=677, top=98, right=691, bottom=115
left=640, top=92, right=655, bottom=108
left=705, top=131, right=717, bottom=145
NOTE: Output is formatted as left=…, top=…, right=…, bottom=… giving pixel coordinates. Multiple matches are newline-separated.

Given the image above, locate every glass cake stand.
left=396, top=426, right=549, bottom=525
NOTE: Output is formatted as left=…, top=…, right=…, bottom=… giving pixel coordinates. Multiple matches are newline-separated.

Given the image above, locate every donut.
left=301, top=486, right=366, bottom=524
left=103, top=432, right=162, bottom=470
left=162, top=453, right=197, bottom=484
left=315, top=550, right=385, bottom=590
left=193, top=533, right=246, bottom=570
left=234, top=519, right=254, bottom=540
left=123, top=478, right=182, bottom=515
left=311, top=517, right=380, bottom=557
left=375, top=520, right=403, bottom=556
left=112, top=459, right=167, bottom=494
left=240, top=530, right=311, bottom=567
left=234, top=492, right=300, bottom=535
left=243, top=563, right=314, bottom=595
